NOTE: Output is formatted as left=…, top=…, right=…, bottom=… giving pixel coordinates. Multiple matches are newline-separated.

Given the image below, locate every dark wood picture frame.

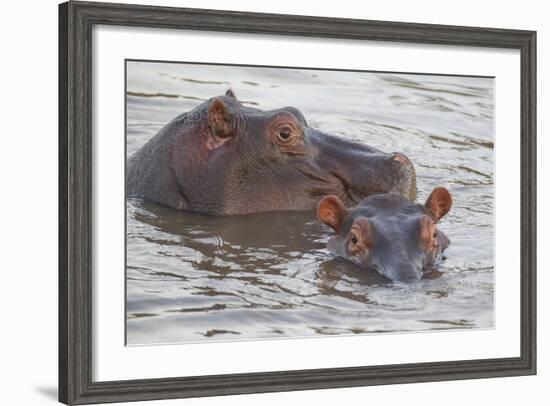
left=59, top=1, right=537, bottom=404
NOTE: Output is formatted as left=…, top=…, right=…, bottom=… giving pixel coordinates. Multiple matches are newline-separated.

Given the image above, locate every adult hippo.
left=127, top=90, right=416, bottom=215
left=317, top=187, right=452, bottom=282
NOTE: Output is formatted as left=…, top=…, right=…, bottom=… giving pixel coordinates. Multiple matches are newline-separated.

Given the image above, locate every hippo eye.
left=279, top=127, right=291, bottom=140
left=350, top=234, right=359, bottom=244
left=274, top=124, right=298, bottom=145
left=276, top=126, right=294, bottom=143
left=433, top=231, right=437, bottom=239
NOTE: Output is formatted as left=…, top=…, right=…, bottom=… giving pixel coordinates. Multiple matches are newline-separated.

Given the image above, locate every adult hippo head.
left=317, top=187, right=452, bottom=282
left=127, top=90, right=416, bottom=215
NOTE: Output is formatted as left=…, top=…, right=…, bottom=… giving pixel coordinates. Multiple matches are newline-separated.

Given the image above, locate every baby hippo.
left=317, top=187, right=452, bottom=282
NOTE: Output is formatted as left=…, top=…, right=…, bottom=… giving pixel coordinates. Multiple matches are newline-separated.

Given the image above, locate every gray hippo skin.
left=317, top=187, right=452, bottom=282
left=127, top=90, right=416, bottom=215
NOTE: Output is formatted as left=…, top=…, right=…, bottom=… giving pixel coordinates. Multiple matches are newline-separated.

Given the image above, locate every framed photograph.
left=59, top=1, right=536, bottom=404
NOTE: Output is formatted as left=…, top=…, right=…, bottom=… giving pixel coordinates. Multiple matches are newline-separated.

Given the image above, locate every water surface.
left=126, top=61, right=494, bottom=345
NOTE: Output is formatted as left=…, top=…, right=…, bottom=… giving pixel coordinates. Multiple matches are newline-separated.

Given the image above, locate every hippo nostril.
left=389, top=152, right=416, bottom=201
left=391, top=152, right=412, bottom=166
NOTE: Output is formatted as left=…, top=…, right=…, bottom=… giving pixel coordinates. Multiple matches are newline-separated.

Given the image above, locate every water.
left=126, top=61, right=494, bottom=345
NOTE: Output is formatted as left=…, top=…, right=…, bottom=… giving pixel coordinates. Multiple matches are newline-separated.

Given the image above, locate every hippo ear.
left=317, top=195, right=347, bottom=232
left=425, top=187, right=452, bottom=221
left=225, top=89, right=237, bottom=99
left=208, top=97, right=234, bottom=138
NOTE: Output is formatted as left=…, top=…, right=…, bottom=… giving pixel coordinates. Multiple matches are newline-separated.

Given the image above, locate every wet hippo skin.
left=127, top=90, right=416, bottom=215
left=317, top=187, right=452, bottom=282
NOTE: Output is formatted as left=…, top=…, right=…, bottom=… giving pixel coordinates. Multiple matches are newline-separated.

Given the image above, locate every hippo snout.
left=390, top=153, right=417, bottom=201
left=389, top=262, right=423, bottom=282
left=341, top=151, right=417, bottom=204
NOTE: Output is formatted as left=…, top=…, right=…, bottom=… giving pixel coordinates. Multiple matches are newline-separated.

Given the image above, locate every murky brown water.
left=126, top=61, right=494, bottom=345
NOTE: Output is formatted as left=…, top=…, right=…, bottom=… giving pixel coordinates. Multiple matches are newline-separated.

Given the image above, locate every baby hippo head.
left=317, top=188, right=452, bottom=282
